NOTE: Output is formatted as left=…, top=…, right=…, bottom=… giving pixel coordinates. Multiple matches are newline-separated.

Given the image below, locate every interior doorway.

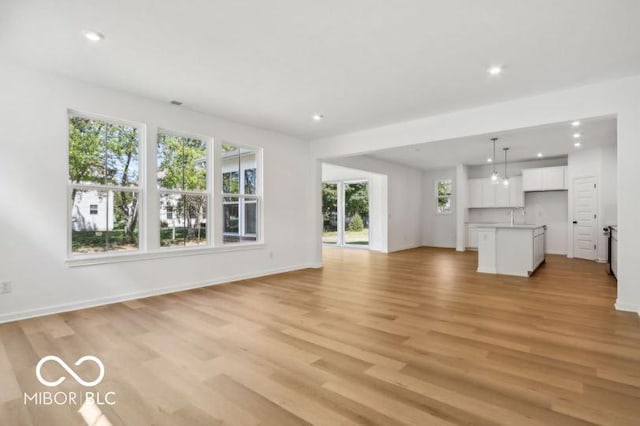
left=572, top=176, right=598, bottom=260
left=322, top=180, right=369, bottom=247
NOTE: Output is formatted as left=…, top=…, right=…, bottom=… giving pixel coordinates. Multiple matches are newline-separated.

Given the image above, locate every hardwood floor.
left=1, top=247, right=639, bottom=425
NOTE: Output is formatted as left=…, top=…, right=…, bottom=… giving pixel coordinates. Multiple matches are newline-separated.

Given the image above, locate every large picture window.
left=222, top=144, right=259, bottom=243
left=68, top=114, right=141, bottom=254
left=68, top=111, right=263, bottom=261
left=157, top=132, right=208, bottom=247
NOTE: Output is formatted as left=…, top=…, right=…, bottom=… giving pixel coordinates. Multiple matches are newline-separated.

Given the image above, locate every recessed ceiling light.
left=312, top=114, right=324, bottom=121
left=573, top=132, right=581, bottom=138
left=487, top=158, right=493, bottom=163
left=537, top=153, right=543, bottom=158
left=487, top=65, right=503, bottom=76
left=83, top=30, right=104, bottom=42
left=574, top=141, right=582, bottom=148
left=571, top=120, right=581, bottom=127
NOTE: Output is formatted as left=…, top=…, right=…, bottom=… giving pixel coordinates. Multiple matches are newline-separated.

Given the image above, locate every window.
left=157, top=132, right=208, bottom=247
left=68, top=114, right=140, bottom=254
left=436, top=179, right=453, bottom=214
left=222, top=144, right=259, bottom=243
left=67, top=111, right=263, bottom=262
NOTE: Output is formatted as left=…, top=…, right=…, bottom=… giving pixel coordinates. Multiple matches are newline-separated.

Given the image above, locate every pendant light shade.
left=502, top=147, right=510, bottom=187
left=490, top=138, right=500, bottom=183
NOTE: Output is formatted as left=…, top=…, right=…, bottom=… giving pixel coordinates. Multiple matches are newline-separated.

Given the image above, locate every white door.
left=572, top=177, right=597, bottom=260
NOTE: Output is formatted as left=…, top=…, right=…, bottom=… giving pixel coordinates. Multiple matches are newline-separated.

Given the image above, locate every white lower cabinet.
left=467, top=226, right=479, bottom=248
left=533, top=228, right=545, bottom=269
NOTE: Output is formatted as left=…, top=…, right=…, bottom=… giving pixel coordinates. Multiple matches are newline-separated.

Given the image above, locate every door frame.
left=571, top=175, right=599, bottom=260
left=322, top=179, right=370, bottom=249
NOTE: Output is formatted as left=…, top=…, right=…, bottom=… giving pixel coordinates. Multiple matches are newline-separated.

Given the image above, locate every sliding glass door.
left=322, top=180, right=369, bottom=247
left=322, top=183, right=339, bottom=244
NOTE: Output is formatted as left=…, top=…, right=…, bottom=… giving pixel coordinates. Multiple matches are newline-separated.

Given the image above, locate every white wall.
left=455, top=164, right=469, bottom=251
left=310, top=75, right=640, bottom=312
left=568, top=145, right=618, bottom=261
left=422, top=168, right=457, bottom=248
left=325, top=156, right=422, bottom=252
left=321, top=163, right=388, bottom=252
left=0, top=63, right=318, bottom=322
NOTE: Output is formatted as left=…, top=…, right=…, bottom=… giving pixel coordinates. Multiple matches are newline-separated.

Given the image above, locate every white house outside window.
left=68, top=112, right=263, bottom=262
left=68, top=113, right=141, bottom=254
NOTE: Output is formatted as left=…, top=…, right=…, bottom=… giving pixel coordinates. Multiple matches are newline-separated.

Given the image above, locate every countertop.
left=474, top=224, right=546, bottom=230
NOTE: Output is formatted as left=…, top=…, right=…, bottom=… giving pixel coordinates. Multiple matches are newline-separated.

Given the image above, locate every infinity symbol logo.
left=36, top=355, right=105, bottom=387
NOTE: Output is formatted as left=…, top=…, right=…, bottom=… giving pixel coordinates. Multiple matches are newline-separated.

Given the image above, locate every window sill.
left=66, top=242, right=265, bottom=268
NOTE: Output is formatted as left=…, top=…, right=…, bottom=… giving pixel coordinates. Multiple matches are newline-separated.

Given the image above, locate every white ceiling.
left=368, top=116, right=616, bottom=170
left=1, top=1, right=639, bottom=139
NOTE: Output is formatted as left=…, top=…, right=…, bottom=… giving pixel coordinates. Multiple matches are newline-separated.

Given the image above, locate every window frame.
left=219, top=141, right=263, bottom=245
left=157, top=128, right=213, bottom=249
left=65, top=113, right=265, bottom=266
left=435, top=178, right=453, bottom=215
left=66, top=110, right=146, bottom=258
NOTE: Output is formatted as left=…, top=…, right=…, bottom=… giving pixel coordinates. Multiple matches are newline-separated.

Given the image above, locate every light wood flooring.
left=1, top=247, right=639, bottom=425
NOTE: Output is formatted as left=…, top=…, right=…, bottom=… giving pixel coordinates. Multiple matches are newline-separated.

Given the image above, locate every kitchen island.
left=476, top=224, right=546, bottom=277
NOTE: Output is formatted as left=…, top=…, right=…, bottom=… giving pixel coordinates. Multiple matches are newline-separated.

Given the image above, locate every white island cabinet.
left=477, top=224, right=546, bottom=277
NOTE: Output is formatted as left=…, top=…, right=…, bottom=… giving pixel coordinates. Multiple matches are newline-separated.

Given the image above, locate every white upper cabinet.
left=482, top=179, right=497, bottom=207
left=495, top=181, right=510, bottom=207
left=509, top=176, right=524, bottom=207
left=522, top=166, right=567, bottom=192
left=542, top=166, right=565, bottom=190
left=468, top=178, right=483, bottom=208
left=467, top=176, right=524, bottom=208
left=522, top=168, right=543, bottom=191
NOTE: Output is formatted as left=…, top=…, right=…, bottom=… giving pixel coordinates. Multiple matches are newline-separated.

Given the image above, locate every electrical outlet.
left=0, top=281, right=11, bottom=295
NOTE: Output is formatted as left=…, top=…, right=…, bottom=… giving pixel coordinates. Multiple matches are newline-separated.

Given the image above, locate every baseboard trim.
left=615, top=300, right=640, bottom=315
left=388, top=243, right=423, bottom=253
left=0, top=263, right=316, bottom=324
left=422, top=244, right=457, bottom=249
left=545, top=250, right=568, bottom=256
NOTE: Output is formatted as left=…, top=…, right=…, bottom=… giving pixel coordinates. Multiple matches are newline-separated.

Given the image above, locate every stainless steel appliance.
left=603, top=225, right=617, bottom=279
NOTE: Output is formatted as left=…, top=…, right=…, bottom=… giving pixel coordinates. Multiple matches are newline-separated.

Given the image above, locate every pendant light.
left=502, top=147, right=510, bottom=187
left=490, top=138, right=499, bottom=183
